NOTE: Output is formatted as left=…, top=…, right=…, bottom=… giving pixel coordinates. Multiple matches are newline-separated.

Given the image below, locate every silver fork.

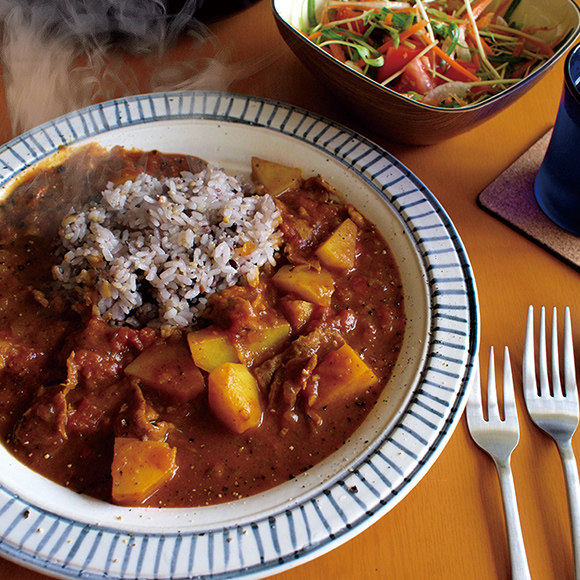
left=467, top=346, right=532, bottom=580
left=523, top=305, right=580, bottom=579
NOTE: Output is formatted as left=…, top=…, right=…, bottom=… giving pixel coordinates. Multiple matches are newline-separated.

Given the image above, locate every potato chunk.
left=124, top=341, right=205, bottom=402
left=251, top=157, right=302, bottom=196
left=208, top=363, right=263, bottom=434
left=236, top=320, right=292, bottom=366
left=313, top=344, right=379, bottom=408
left=315, top=218, right=358, bottom=270
left=272, top=264, right=335, bottom=307
left=187, top=326, right=240, bottom=372
left=111, top=437, right=177, bottom=505
left=281, top=299, right=315, bottom=332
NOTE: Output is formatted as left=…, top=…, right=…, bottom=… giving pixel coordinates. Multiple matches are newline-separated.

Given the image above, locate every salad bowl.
left=0, top=91, right=478, bottom=579
left=272, top=0, right=580, bottom=145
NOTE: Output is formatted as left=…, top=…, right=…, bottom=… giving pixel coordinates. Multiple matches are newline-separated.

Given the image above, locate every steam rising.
left=0, top=0, right=268, bottom=137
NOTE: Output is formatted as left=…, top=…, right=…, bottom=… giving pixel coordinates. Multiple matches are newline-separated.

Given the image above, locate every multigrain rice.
left=52, top=165, right=283, bottom=328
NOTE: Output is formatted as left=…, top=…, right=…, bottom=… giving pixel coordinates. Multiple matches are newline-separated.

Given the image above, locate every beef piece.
left=255, top=326, right=345, bottom=426
left=12, top=352, right=80, bottom=450
left=114, top=382, right=170, bottom=442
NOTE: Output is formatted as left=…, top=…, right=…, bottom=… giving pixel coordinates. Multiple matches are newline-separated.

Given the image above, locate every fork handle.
left=557, top=440, right=580, bottom=580
left=496, top=458, right=532, bottom=580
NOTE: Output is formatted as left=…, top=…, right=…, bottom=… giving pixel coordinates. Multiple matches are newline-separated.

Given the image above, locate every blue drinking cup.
left=535, top=43, right=580, bottom=236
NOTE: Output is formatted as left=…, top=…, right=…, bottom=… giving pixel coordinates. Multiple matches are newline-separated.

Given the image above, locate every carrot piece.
left=471, top=0, right=495, bottom=20
left=328, top=42, right=347, bottom=62
left=467, top=31, right=494, bottom=56
left=518, top=33, right=555, bottom=57
left=496, top=0, right=513, bottom=15
left=512, top=41, right=524, bottom=57
left=512, top=58, right=537, bottom=79
left=399, top=20, right=429, bottom=42
left=477, top=12, right=494, bottom=30
left=432, top=44, right=480, bottom=82
left=378, top=20, right=428, bottom=54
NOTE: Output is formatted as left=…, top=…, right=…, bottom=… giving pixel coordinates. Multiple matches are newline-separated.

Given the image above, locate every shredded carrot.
left=512, top=58, right=537, bottom=78
left=304, top=0, right=572, bottom=108
left=495, top=0, right=513, bottom=16
left=328, top=42, right=347, bottom=62
left=388, top=6, right=418, bottom=13
left=518, top=35, right=555, bottom=57
left=471, top=0, right=495, bottom=20
left=467, top=31, right=493, bottom=56
left=432, top=44, right=480, bottom=82
left=377, top=20, right=429, bottom=54
left=512, top=41, right=524, bottom=57
left=477, top=12, right=494, bottom=30
left=488, top=24, right=556, bottom=57
left=400, top=19, right=429, bottom=42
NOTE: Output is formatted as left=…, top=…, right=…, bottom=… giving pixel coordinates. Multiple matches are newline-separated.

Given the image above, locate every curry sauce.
left=0, top=144, right=405, bottom=507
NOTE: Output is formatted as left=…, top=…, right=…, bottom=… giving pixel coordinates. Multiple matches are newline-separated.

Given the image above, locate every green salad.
left=302, top=0, right=574, bottom=107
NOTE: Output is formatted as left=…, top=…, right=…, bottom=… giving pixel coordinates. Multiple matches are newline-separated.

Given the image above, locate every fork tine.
left=467, top=345, right=531, bottom=580
left=563, top=306, right=578, bottom=402
left=502, top=346, right=517, bottom=423
left=523, top=305, right=537, bottom=400
left=487, top=346, right=499, bottom=421
left=539, top=306, right=551, bottom=397
left=466, top=356, right=483, bottom=421
left=551, top=307, right=563, bottom=397
left=521, top=306, right=580, bottom=579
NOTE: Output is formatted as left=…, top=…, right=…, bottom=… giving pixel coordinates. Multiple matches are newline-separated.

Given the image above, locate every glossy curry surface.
left=0, top=144, right=405, bottom=507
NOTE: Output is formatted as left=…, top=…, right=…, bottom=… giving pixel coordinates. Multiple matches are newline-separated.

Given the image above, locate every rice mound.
left=52, top=165, right=283, bottom=328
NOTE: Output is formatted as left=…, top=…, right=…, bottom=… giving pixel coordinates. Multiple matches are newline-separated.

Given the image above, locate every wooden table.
left=1, top=1, right=579, bottom=578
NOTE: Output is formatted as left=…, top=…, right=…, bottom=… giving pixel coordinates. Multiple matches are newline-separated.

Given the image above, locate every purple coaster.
left=478, top=129, right=580, bottom=271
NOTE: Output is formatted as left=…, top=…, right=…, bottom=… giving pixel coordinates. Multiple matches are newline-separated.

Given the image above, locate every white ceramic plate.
left=0, top=92, right=479, bottom=579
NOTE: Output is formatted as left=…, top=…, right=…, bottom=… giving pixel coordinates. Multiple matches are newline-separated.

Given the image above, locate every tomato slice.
left=439, top=59, right=490, bottom=97
left=334, top=8, right=368, bottom=36
left=441, top=59, right=478, bottom=83
left=376, top=46, right=422, bottom=84
left=392, top=56, right=438, bottom=95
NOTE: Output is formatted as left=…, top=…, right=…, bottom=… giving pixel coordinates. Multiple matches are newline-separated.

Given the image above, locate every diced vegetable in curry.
left=0, top=146, right=405, bottom=507
left=111, top=437, right=177, bottom=505
left=208, top=362, right=264, bottom=434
